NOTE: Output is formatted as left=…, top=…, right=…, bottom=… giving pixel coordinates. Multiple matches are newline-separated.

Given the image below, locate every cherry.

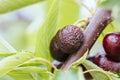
left=103, top=32, right=120, bottom=62
left=88, top=52, right=120, bottom=72
left=56, top=25, right=84, bottom=53
left=50, top=37, right=69, bottom=62
left=50, top=25, right=84, bottom=62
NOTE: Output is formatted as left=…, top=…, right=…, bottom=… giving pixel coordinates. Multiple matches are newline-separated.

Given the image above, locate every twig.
left=61, top=8, right=112, bottom=71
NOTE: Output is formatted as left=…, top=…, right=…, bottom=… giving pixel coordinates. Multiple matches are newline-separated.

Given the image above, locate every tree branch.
left=61, top=8, right=112, bottom=70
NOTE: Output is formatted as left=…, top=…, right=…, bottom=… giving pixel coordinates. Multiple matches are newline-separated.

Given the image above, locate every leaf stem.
left=73, top=18, right=89, bottom=29
left=83, top=69, right=105, bottom=74
left=83, top=69, right=112, bottom=80
left=28, top=57, right=58, bottom=71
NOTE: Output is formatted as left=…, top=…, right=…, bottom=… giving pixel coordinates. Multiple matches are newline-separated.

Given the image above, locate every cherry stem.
left=61, top=8, right=112, bottom=71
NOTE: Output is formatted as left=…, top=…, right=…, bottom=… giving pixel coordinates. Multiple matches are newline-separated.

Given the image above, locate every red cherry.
left=88, top=52, right=120, bottom=72
left=103, top=32, right=120, bottom=62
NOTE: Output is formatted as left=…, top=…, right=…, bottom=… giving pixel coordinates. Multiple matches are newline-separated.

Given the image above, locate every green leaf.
left=8, top=72, right=36, bottom=80
left=35, top=0, right=60, bottom=60
left=22, top=57, right=56, bottom=71
left=0, top=51, right=34, bottom=77
left=111, top=77, right=120, bottom=80
left=0, top=0, right=45, bottom=14
left=57, top=0, right=80, bottom=28
left=8, top=66, right=51, bottom=80
left=38, top=72, right=53, bottom=80
left=0, top=52, right=16, bottom=57
left=11, top=66, right=47, bottom=73
left=101, top=0, right=120, bottom=22
left=108, top=72, right=120, bottom=80
left=53, top=67, right=85, bottom=80
left=112, top=5, right=120, bottom=22
left=0, top=75, right=14, bottom=80
left=101, top=0, right=118, bottom=9
left=83, top=60, right=115, bottom=80
left=20, top=60, right=46, bottom=67
left=72, top=50, right=88, bottom=67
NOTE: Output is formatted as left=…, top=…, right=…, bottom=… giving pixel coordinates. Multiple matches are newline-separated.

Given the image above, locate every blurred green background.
left=0, top=0, right=119, bottom=55
left=0, top=1, right=46, bottom=52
